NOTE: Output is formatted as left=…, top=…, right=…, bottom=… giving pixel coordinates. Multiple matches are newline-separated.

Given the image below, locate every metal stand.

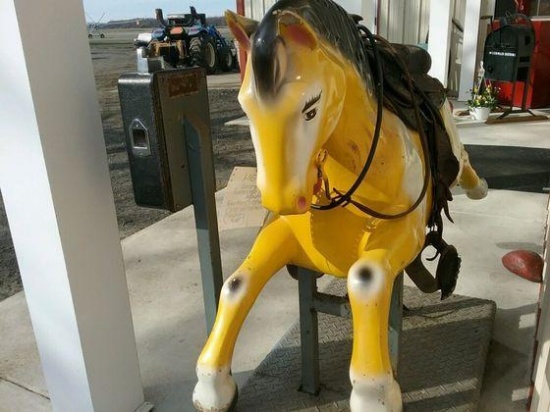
left=488, top=66, right=543, bottom=123
left=184, top=119, right=224, bottom=334
left=298, top=268, right=321, bottom=394
left=485, top=17, right=548, bottom=124
left=296, top=266, right=403, bottom=395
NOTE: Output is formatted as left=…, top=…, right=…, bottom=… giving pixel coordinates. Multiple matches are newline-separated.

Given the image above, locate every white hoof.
left=193, top=365, right=237, bottom=411
left=350, top=374, right=402, bottom=412
left=465, top=178, right=488, bottom=200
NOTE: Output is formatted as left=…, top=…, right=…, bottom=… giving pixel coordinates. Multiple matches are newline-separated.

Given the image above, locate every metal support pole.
left=184, top=119, right=224, bottom=334
left=297, top=267, right=321, bottom=395
left=389, top=273, right=404, bottom=378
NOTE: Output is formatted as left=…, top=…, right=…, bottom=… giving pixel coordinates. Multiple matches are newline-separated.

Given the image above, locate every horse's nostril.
left=297, top=196, right=307, bottom=210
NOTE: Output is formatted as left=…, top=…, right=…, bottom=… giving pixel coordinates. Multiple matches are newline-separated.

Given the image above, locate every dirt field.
left=0, top=29, right=254, bottom=301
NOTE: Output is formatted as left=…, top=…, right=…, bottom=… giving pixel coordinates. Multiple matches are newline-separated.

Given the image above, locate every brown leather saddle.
left=369, top=42, right=459, bottom=190
left=363, top=38, right=462, bottom=300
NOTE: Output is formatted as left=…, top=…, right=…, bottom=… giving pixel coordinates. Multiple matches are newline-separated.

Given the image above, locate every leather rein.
left=311, top=25, right=432, bottom=220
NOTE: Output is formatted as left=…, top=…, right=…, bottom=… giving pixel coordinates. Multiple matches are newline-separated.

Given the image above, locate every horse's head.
left=227, top=7, right=350, bottom=215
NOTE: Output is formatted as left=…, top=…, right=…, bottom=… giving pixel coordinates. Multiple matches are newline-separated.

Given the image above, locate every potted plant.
left=467, top=82, right=500, bottom=121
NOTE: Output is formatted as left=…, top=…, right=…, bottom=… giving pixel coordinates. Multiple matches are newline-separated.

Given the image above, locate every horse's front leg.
left=193, top=217, right=297, bottom=411
left=347, top=216, right=425, bottom=411
left=347, top=251, right=402, bottom=412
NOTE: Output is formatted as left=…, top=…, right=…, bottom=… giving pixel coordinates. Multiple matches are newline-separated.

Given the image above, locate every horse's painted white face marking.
left=287, top=83, right=324, bottom=211
left=238, top=39, right=346, bottom=214
left=239, top=77, right=324, bottom=193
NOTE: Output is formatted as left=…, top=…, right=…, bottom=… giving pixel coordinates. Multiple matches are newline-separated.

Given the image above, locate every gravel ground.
left=0, top=31, right=254, bottom=301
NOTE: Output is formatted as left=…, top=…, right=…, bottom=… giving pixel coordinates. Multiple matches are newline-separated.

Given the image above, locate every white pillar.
left=428, top=0, right=453, bottom=87
left=361, top=0, right=377, bottom=33
left=333, top=0, right=376, bottom=32
left=531, top=200, right=550, bottom=412
left=458, top=0, right=482, bottom=101
left=532, top=280, right=550, bottom=411
left=0, top=1, right=145, bottom=411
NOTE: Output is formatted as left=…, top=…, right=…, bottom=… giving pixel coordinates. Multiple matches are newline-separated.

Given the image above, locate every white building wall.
left=243, top=0, right=454, bottom=46
left=243, top=0, right=375, bottom=29
left=378, top=0, right=430, bottom=44
left=241, top=0, right=495, bottom=95
left=244, top=0, right=278, bottom=21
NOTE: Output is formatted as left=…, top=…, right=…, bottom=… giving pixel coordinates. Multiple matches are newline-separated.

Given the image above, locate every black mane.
left=251, top=0, right=371, bottom=97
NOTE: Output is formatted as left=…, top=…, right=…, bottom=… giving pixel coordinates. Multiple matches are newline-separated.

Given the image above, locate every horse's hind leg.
left=193, top=217, right=296, bottom=411
left=458, top=148, right=488, bottom=199
left=440, top=101, right=488, bottom=200
left=347, top=252, right=403, bottom=412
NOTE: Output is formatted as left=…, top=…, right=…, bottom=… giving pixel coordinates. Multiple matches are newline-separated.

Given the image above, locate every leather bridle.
left=311, top=25, right=432, bottom=220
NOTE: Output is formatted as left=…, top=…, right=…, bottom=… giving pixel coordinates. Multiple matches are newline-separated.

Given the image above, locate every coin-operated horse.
left=193, top=0, right=487, bottom=410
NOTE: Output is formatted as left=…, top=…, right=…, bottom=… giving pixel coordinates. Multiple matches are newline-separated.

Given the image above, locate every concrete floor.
left=0, top=105, right=549, bottom=410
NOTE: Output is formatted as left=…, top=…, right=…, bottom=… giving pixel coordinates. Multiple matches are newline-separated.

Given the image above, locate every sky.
left=83, top=0, right=236, bottom=22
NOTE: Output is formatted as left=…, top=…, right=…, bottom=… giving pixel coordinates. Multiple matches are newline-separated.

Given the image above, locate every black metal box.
left=118, top=67, right=210, bottom=212
left=484, top=20, right=535, bottom=82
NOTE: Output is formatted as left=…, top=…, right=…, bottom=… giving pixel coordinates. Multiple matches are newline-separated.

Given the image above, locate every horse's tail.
left=439, top=100, right=488, bottom=200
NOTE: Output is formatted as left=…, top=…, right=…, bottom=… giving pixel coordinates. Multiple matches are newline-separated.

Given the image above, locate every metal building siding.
left=243, top=0, right=430, bottom=44
left=378, top=0, right=431, bottom=44
left=241, top=0, right=494, bottom=95
left=244, top=0, right=278, bottom=21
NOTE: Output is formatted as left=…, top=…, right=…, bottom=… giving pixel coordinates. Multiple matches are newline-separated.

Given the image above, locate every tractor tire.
left=189, top=34, right=217, bottom=75
left=218, top=46, right=234, bottom=72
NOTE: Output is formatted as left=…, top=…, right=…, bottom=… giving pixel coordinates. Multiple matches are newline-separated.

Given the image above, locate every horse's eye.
left=304, top=108, right=317, bottom=121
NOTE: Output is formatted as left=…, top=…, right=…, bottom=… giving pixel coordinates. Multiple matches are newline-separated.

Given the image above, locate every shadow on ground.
left=235, top=284, right=496, bottom=411
left=465, top=145, right=550, bottom=193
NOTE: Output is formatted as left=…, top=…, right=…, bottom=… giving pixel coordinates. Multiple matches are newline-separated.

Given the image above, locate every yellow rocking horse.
left=193, top=0, right=487, bottom=410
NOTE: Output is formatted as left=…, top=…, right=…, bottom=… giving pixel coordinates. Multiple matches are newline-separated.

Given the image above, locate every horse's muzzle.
left=261, top=190, right=310, bottom=215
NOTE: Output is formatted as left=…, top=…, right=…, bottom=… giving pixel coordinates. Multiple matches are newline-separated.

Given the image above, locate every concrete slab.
left=423, top=188, right=544, bottom=411
left=0, top=293, right=47, bottom=398
left=121, top=193, right=335, bottom=410
left=457, top=119, right=550, bottom=149
left=238, top=284, right=496, bottom=411
left=0, top=379, right=50, bottom=412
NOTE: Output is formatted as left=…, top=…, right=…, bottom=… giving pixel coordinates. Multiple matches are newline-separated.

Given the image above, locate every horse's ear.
left=225, top=10, right=258, bottom=52
left=278, top=11, right=317, bottom=50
